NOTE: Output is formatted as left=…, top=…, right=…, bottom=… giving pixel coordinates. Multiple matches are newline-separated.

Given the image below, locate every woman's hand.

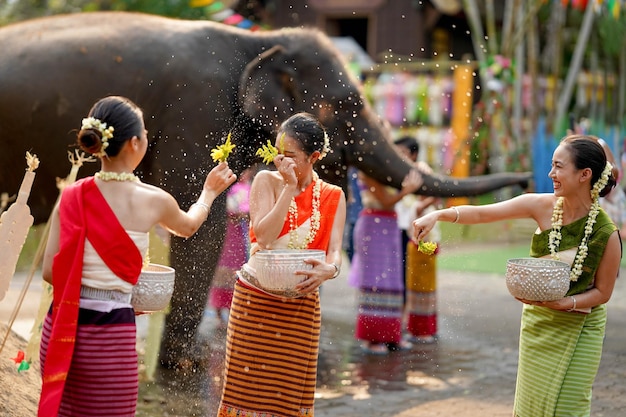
left=293, top=258, right=336, bottom=295
left=401, top=168, right=423, bottom=195
left=411, top=211, right=438, bottom=242
left=516, top=296, right=576, bottom=311
left=204, top=161, right=237, bottom=196
left=273, top=154, right=298, bottom=189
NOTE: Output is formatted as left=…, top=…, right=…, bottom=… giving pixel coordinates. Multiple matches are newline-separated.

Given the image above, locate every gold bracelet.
left=566, top=295, right=577, bottom=312
left=450, top=206, right=460, bottom=224
left=330, top=263, right=340, bottom=279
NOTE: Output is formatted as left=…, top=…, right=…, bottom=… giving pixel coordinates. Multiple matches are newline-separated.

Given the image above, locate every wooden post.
left=448, top=64, right=474, bottom=207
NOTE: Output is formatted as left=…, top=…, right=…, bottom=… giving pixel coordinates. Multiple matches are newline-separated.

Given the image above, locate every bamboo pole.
left=462, top=0, right=488, bottom=86
left=554, top=3, right=596, bottom=134
left=0, top=153, right=39, bottom=355
left=22, top=151, right=96, bottom=362
left=485, top=0, right=498, bottom=54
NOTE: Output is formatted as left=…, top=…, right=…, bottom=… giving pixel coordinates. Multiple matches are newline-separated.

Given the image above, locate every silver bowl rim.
left=506, top=257, right=570, bottom=269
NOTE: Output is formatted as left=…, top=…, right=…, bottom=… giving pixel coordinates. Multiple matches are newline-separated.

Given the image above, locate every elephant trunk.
left=347, top=113, right=531, bottom=198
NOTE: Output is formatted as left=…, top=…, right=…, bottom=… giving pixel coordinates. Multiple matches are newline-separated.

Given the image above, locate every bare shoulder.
left=134, top=181, right=177, bottom=207
left=251, top=169, right=282, bottom=191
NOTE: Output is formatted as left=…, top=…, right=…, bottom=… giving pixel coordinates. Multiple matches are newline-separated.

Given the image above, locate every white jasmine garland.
left=288, top=172, right=321, bottom=249
left=95, top=171, right=139, bottom=182
left=549, top=162, right=612, bottom=281
left=82, top=117, right=115, bottom=157
left=318, top=132, right=330, bottom=160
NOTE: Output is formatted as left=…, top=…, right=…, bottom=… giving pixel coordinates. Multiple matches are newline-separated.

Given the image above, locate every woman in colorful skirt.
left=217, top=112, right=346, bottom=417
left=347, top=168, right=422, bottom=354
left=207, top=168, right=253, bottom=325
left=412, top=134, right=621, bottom=417
left=404, top=203, right=440, bottom=343
left=393, top=136, right=440, bottom=343
left=39, top=96, right=235, bottom=417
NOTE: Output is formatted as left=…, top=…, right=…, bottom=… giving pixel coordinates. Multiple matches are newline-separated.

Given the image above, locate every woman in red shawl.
left=39, top=96, right=236, bottom=417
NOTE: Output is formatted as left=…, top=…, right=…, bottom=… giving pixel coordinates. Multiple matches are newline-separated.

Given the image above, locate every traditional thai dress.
left=39, top=177, right=146, bottom=417
left=217, top=178, right=342, bottom=417
left=208, top=181, right=250, bottom=312
left=513, top=209, right=617, bottom=417
left=347, top=182, right=404, bottom=345
left=398, top=199, right=441, bottom=339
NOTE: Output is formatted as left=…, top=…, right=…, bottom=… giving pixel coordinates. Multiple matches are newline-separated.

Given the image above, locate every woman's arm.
left=325, top=190, right=347, bottom=272
left=536, top=230, right=621, bottom=311
left=158, top=162, right=236, bottom=238
left=412, top=193, right=549, bottom=242
left=360, top=170, right=422, bottom=210
left=248, top=170, right=298, bottom=248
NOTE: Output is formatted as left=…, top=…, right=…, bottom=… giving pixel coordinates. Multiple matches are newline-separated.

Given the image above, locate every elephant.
left=0, top=12, right=531, bottom=367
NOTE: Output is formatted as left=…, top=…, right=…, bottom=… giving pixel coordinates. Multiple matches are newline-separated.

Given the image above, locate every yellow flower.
left=279, top=132, right=286, bottom=153
left=417, top=241, right=438, bottom=255
left=256, top=140, right=279, bottom=165
left=211, top=132, right=236, bottom=163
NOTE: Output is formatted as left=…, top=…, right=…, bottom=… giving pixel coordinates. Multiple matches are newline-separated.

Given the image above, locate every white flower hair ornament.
left=318, top=132, right=330, bottom=160
left=81, top=117, right=114, bottom=158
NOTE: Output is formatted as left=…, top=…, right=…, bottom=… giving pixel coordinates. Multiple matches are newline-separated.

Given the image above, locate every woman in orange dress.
left=217, top=112, right=346, bottom=417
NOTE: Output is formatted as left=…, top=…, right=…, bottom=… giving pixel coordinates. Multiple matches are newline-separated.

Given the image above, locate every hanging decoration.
left=190, top=0, right=262, bottom=31
left=0, top=152, right=39, bottom=302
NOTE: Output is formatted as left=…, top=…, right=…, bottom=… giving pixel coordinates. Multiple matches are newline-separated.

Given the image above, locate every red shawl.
left=38, top=177, right=143, bottom=417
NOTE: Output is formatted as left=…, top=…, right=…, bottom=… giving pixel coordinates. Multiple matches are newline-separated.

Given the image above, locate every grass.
left=438, top=243, right=530, bottom=274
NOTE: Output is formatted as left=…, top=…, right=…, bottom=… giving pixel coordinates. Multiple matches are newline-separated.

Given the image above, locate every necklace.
left=288, top=172, right=321, bottom=249
left=548, top=161, right=612, bottom=282
left=95, top=171, right=139, bottom=182
left=548, top=197, right=600, bottom=282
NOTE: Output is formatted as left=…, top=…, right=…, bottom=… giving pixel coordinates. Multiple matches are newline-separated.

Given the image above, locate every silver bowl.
left=131, top=263, right=175, bottom=313
left=505, top=258, right=571, bottom=301
left=254, top=249, right=326, bottom=296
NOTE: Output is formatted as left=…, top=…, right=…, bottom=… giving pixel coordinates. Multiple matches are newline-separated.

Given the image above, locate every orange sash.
left=249, top=179, right=342, bottom=251
left=38, top=177, right=142, bottom=417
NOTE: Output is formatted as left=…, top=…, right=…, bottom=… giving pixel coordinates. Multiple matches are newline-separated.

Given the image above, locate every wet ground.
left=132, top=257, right=626, bottom=417
left=3, top=250, right=626, bottom=416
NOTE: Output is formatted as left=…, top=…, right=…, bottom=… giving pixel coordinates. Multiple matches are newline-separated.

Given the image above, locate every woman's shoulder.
left=320, top=179, right=343, bottom=194
left=513, top=192, right=554, bottom=206
left=251, top=169, right=282, bottom=187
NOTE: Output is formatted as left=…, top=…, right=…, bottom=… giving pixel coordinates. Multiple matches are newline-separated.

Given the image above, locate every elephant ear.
left=239, top=45, right=301, bottom=131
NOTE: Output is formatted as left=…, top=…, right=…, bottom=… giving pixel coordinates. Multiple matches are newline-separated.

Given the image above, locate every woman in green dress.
left=411, top=134, right=621, bottom=417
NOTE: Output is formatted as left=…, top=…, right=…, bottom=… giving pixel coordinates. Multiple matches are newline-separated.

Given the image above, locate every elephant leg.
left=159, top=224, right=226, bottom=368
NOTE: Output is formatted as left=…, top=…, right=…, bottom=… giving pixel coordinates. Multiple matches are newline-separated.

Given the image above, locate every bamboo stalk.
left=555, top=2, right=596, bottom=134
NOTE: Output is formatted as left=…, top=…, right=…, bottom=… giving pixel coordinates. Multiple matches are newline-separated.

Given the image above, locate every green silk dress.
left=513, top=209, right=617, bottom=417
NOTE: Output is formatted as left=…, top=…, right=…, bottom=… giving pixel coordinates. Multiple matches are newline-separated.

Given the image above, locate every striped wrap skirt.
left=348, top=209, right=404, bottom=344
left=217, top=280, right=320, bottom=417
left=40, top=306, right=138, bottom=416
left=513, top=303, right=606, bottom=417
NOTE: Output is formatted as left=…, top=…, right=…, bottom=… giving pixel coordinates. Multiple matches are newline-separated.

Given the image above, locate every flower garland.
left=549, top=162, right=612, bottom=281
left=318, top=132, right=330, bottom=160
left=82, top=117, right=114, bottom=157
left=288, top=172, right=321, bottom=249
left=95, top=171, right=139, bottom=182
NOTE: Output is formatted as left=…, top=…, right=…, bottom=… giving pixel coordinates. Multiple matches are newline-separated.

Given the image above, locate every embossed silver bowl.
left=505, top=258, right=571, bottom=301
left=254, top=249, right=326, bottom=297
left=131, top=263, right=175, bottom=313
